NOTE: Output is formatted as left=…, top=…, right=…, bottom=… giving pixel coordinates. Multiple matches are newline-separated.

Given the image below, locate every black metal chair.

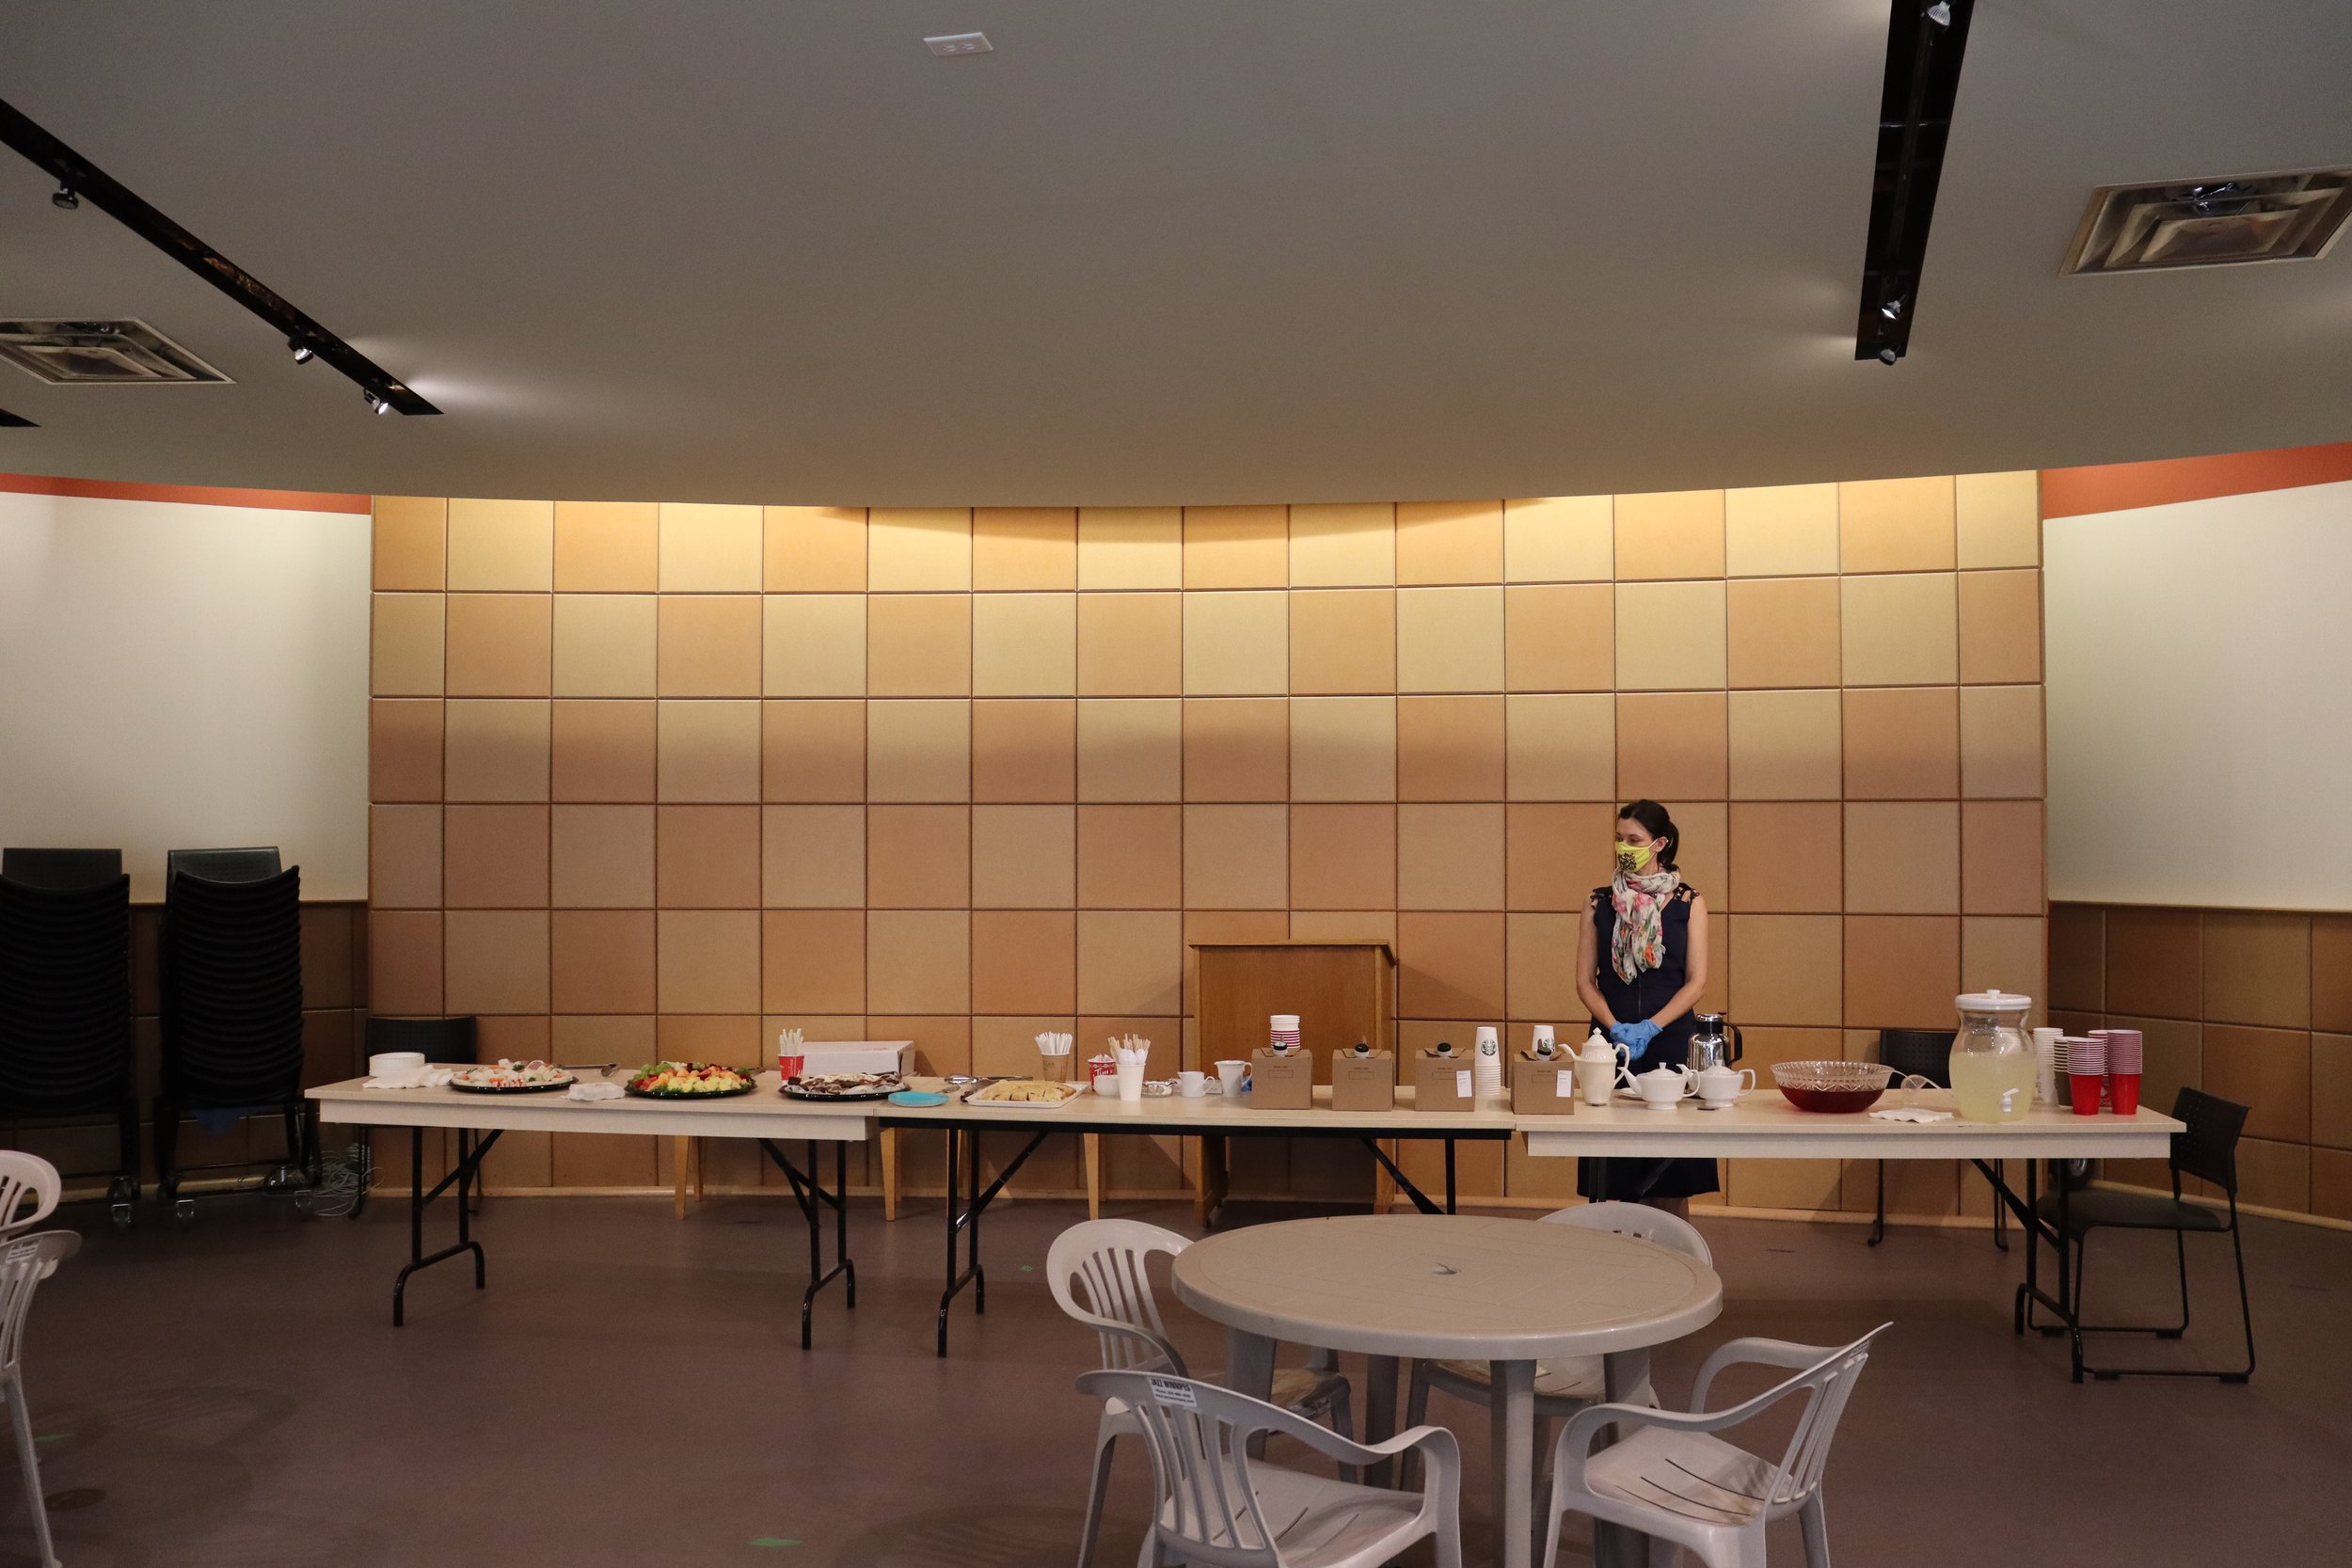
left=351, top=1017, right=477, bottom=1220
left=0, top=848, right=124, bottom=891
left=2037, top=1086, right=2255, bottom=1383
left=156, top=856, right=310, bottom=1212
left=165, top=847, right=283, bottom=885
left=0, top=851, right=139, bottom=1225
left=1868, top=1028, right=2006, bottom=1250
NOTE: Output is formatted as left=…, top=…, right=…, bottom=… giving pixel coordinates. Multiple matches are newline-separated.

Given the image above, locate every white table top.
left=1518, top=1090, right=2183, bottom=1160
left=307, top=1072, right=873, bottom=1141
left=881, top=1080, right=1518, bottom=1133
left=1171, top=1214, right=1723, bottom=1360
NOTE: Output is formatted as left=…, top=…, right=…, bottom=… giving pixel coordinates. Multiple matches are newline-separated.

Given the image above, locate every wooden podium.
left=1188, top=940, right=1398, bottom=1218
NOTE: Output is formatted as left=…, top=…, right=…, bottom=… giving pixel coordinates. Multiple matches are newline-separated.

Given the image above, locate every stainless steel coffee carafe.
left=1687, top=1011, right=1743, bottom=1073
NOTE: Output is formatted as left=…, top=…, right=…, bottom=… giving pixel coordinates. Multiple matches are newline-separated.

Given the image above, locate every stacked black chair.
left=156, top=848, right=310, bottom=1207
left=1870, top=1026, right=2008, bottom=1250
left=0, top=848, right=138, bottom=1226
left=350, top=1016, right=477, bottom=1219
left=2039, top=1086, right=2256, bottom=1382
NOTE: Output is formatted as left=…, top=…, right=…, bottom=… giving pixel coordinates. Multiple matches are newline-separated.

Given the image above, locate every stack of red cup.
left=2097, top=1028, right=2144, bottom=1115
left=2063, top=1035, right=2106, bottom=1116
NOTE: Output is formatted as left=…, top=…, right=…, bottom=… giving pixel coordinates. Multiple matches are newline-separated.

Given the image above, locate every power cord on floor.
left=304, top=1143, right=372, bottom=1218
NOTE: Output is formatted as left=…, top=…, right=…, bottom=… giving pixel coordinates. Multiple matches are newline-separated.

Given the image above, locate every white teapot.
left=1572, top=1029, right=1631, bottom=1107
left=1633, top=1063, right=1697, bottom=1109
left=1694, top=1062, right=1756, bottom=1107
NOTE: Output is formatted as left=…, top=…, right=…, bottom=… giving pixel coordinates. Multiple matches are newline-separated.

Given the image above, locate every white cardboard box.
left=795, top=1039, right=915, bottom=1076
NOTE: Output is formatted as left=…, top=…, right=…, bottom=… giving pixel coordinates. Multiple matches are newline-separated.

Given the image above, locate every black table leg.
left=1444, top=1138, right=1458, bottom=1213
left=1980, top=1155, right=2085, bottom=1381
left=758, top=1138, right=856, bottom=1348
left=1357, top=1136, right=1451, bottom=1216
left=392, top=1127, right=502, bottom=1327
left=930, top=1123, right=1050, bottom=1357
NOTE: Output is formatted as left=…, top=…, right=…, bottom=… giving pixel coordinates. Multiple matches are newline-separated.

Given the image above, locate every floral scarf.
left=1610, top=866, right=1683, bottom=984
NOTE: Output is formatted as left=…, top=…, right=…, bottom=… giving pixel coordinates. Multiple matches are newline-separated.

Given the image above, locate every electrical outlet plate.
left=924, top=32, right=992, bottom=56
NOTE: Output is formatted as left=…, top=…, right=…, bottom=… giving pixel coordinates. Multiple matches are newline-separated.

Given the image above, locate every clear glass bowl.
left=1770, top=1060, right=1914, bottom=1114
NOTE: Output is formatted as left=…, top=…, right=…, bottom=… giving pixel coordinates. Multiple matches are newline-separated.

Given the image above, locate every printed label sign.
left=1149, top=1377, right=1197, bottom=1409
left=1454, top=1069, right=1471, bottom=1098
left=1557, top=1069, right=1575, bottom=1095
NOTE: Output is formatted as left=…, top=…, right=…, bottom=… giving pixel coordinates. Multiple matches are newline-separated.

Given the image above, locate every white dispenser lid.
left=1955, top=990, right=2032, bottom=1013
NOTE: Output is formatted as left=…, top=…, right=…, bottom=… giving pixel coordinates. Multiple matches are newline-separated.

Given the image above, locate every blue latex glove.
left=1610, top=1021, right=1662, bottom=1060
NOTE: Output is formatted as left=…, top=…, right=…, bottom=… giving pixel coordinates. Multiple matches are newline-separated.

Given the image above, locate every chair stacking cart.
left=0, top=849, right=139, bottom=1227
left=156, top=848, right=312, bottom=1213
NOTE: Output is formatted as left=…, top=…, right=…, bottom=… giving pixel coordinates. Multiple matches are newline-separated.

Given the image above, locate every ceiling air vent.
left=0, top=319, right=230, bottom=385
left=2061, top=169, right=2352, bottom=276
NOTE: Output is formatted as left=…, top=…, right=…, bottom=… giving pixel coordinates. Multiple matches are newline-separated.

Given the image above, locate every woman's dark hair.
left=1616, top=800, right=1679, bottom=870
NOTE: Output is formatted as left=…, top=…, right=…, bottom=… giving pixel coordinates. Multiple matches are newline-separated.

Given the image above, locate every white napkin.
left=566, top=1081, right=625, bottom=1101
left=1868, top=1107, right=1955, bottom=1124
left=364, top=1066, right=453, bottom=1090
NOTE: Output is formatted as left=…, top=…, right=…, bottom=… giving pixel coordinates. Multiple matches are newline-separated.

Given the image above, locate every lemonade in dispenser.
left=1949, top=990, right=2037, bottom=1123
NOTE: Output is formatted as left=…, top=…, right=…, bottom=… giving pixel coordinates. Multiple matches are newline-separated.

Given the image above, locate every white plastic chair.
left=0, top=1230, right=79, bottom=1568
left=1079, top=1370, right=1461, bottom=1568
left=1050, top=1220, right=1353, bottom=1567
left=0, top=1155, right=61, bottom=1240
left=1540, top=1323, right=1892, bottom=1568
left=1406, top=1202, right=1712, bottom=1433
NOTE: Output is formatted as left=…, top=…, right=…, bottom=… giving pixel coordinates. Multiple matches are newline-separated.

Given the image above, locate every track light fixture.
left=2, top=94, right=438, bottom=415
left=1852, top=0, right=1976, bottom=365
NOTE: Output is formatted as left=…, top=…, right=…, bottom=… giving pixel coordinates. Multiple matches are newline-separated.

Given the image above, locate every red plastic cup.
left=776, top=1053, right=805, bottom=1082
left=2108, top=1072, right=2141, bottom=1117
left=2068, top=1072, right=2104, bottom=1117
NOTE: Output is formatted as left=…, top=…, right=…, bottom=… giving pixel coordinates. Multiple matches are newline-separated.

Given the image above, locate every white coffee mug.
left=1177, top=1069, right=1208, bottom=1098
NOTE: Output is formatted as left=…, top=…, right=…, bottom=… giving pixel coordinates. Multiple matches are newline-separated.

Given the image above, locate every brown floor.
left=9, top=1180, right=2349, bottom=1567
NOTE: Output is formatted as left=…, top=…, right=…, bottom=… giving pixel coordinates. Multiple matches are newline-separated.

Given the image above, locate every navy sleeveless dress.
left=1578, top=881, right=1721, bottom=1202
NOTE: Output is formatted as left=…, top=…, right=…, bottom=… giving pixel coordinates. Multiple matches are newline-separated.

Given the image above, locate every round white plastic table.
left=1170, top=1213, right=1722, bottom=1568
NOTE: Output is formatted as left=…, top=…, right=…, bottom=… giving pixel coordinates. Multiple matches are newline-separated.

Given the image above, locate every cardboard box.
left=803, top=1040, right=914, bottom=1076
left=1330, top=1050, right=1396, bottom=1113
left=1248, top=1048, right=1315, bottom=1110
left=1511, top=1051, right=1579, bottom=1117
left=1412, top=1051, right=1476, bottom=1112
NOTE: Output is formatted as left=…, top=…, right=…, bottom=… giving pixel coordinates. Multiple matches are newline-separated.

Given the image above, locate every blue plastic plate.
left=887, top=1089, right=949, bottom=1107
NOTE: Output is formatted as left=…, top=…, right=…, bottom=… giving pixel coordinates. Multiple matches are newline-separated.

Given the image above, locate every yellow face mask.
left=1614, top=839, right=1654, bottom=873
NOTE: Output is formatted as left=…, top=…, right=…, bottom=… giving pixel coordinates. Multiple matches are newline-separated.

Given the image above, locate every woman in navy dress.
left=1573, top=800, right=1718, bottom=1214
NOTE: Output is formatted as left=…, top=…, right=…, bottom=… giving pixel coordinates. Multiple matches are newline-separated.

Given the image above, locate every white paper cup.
left=368, top=1052, right=425, bottom=1078
left=1177, top=1069, right=1207, bottom=1097
left=1215, top=1059, right=1248, bottom=1096
left=1116, top=1060, right=1147, bottom=1101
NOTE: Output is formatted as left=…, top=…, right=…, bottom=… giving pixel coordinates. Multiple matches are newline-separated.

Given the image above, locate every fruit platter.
left=624, top=1061, right=761, bottom=1099
left=448, top=1059, right=577, bottom=1094
left=779, top=1070, right=904, bottom=1101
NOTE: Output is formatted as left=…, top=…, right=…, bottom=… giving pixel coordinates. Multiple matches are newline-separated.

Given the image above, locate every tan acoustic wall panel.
left=369, top=483, right=2047, bottom=1211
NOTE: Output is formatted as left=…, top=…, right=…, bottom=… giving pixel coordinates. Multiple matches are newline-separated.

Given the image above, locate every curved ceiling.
left=1, top=1, right=2347, bottom=505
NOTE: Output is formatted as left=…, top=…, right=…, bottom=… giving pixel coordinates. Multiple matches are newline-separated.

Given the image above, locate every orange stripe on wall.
left=2042, top=440, right=2352, bottom=518
left=0, top=470, right=370, bottom=515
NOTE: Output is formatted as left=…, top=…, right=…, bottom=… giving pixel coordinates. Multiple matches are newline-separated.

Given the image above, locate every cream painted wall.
left=0, top=490, right=369, bottom=899
left=2045, top=478, right=2352, bottom=911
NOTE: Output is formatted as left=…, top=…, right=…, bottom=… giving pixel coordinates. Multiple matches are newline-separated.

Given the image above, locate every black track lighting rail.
left=1855, top=0, right=1977, bottom=365
left=0, top=405, right=34, bottom=428
left=0, top=95, right=438, bottom=414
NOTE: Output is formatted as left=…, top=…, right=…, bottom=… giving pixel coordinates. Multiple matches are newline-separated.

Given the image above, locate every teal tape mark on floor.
left=749, top=1538, right=800, bottom=1548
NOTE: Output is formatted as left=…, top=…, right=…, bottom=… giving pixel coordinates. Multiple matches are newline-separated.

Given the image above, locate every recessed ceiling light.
left=924, top=32, right=993, bottom=56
